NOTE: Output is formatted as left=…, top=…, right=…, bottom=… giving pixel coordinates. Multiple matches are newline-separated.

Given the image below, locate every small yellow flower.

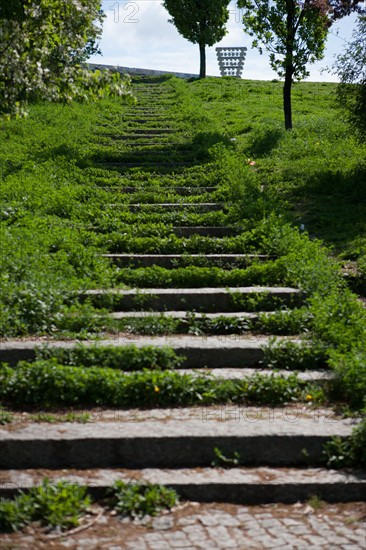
left=154, top=386, right=160, bottom=393
left=306, top=394, right=313, bottom=401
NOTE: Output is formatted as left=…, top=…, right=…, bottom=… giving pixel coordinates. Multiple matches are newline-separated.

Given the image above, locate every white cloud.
left=90, top=1, right=358, bottom=82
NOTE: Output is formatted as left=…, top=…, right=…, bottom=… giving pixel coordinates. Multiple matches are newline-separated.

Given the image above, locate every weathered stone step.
left=102, top=141, right=176, bottom=149
left=2, top=467, right=365, bottom=503
left=125, top=112, right=170, bottom=116
left=103, top=254, right=268, bottom=268
left=124, top=129, right=176, bottom=135
left=126, top=106, right=165, bottom=110
left=110, top=186, right=218, bottom=195
left=0, top=410, right=357, bottom=469
left=99, top=149, right=193, bottom=157
left=84, top=286, right=304, bottom=312
left=173, top=226, right=239, bottom=237
left=110, top=311, right=263, bottom=320
left=99, top=131, right=176, bottom=139
left=130, top=107, right=166, bottom=111
left=126, top=118, right=173, bottom=124
left=98, top=162, right=195, bottom=169
left=178, top=368, right=332, bottom=383
left=135, top=93, right=175, bottom=99
left=133, top=98, right=175, bottom=104
left=134, top=91, right=171, bottom=95
left=99, top=141, right=177, bottom=148
left=0, top=335, right=299, bottom=367
left=105, top=202, right=225, bottom=212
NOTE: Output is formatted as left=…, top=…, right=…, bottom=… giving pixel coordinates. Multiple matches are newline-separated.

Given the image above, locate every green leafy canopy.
left=237, top=0, right=330, bottom=80
left=163, top=0, right=230, bottom=47
left=162, top=0, right=231, bottom=77
left=0, top=0, right=133, bottom=119
left=333, top=14, right=366, bottom=139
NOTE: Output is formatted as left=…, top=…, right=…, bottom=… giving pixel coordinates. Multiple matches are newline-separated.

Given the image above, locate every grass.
left=189, top=77, right=366, bottom=261
left=36, top=344, right=184, bottom=371
left=0, top=74, right=365, bottom=421
left=0, top=361, right=317, bottom=408
left=110, top=309, right=309, bottom=337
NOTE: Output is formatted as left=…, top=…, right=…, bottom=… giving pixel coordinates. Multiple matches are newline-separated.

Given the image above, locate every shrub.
left=323, top=418, right=366, bottom=469
left=0, top=362, right=306, bottom=407
left=0, top=479, right=90, bottom=532
left=36, top=344, right=184, bottom=371
left=109, top=480, right=178, bottom=518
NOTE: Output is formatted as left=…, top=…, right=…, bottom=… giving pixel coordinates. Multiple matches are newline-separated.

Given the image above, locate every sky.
left=88, top=1, right=361, bottom=82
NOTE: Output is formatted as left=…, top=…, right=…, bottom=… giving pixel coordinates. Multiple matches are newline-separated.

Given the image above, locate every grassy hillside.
left=189, top=77, right=366, bottom=255
left=1, top=76, right=365, bottom=416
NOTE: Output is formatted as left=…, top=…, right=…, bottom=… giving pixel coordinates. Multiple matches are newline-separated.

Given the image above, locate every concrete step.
left=100, top=131, right=176, bottom=140
left=123, top=129, right=176, bottom=135
left=129, top=107, right=167, bottom=111
left=106, top=203, right=225, bottom=212
left=176, top=368, right=332, bottom=383
left=126, top=118, right=173, bottom=124
left=126, top=107, right=166, bottom=111
left=95, top=152, right=192, bottom=161
left=0, top=409, right=357, bottom=469
left=99, top=142, right=178, bottom=148
left=1, top=467, right=365, bottom=503
left=101, top=149, right=193, bottom=157
left=125, top=113, right=171, bottom=117
left=97, top=142, right=181, bottom=149
left=0, top=334, right=300, bottom=368
left=173, top=226, right=239, bottom=237
left=83, top=286, right=305, bottom=312
left=110, top=187, right=218, bottom=195
left=103, top=254, right=268, bottom=268
left=110, top=310, right=264, bottom=320
left=135, top=94, right=175, bottom=99
left=98, top=162, right=195, bottom=169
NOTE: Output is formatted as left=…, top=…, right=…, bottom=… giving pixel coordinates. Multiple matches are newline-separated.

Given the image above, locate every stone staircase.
left=1, top=77, right=365, bottom=508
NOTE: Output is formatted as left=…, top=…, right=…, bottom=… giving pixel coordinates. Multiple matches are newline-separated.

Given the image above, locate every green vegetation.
left=36, top=344, right=184, bottom=371
left=0, top=1, right=132, bottom=119
left=1, top=75, right=365, bottom=427
left=333, top=15, right=366, bottom=141
left=0, top=479, right=91, bottom=532
left=323, top=418, right=366, bottom=469
left=0, top=362, right=310, bottom=407
left=0, top=479, right=178, bottom=532
left=212, top=447, right=241, bottom=467
left=306, top=494, right=325, bottom=510
left=189, top=78, right=366, bottom=261
left=238, top=0, right=329, bottom=129
left=162, top=0, right=230, bottom=78
left=111, top=309, right=309, bottom=336
left=99, top=233, right=269, bottom=254
left=115, top=262, right=286, bottom=287
left=262, top=340, right=327, bottom=371
left=0, top=405, right=13, bottom=425
left=109, top=480, right=178, bottom=518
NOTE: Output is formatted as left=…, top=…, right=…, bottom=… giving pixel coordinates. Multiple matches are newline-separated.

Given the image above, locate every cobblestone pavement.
left=1, top=502, right=365, bottom=549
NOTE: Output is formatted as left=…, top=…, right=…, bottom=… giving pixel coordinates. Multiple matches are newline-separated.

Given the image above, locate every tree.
left=328, top=0, right=366, bottom=20
left=162, top=0, right=231, bottom=78
left=333, top=15, right=366, bottom=139
left=0, top=1, right=132, bottom=119
left=237, top=0, right=330, bottom=129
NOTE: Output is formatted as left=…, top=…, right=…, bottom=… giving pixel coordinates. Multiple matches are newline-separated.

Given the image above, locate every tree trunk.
left=283, top=67, right=293, bottom=130
left=199, top=41, right=206, bottom=78
left=284, top=0, right=295, bottom=130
